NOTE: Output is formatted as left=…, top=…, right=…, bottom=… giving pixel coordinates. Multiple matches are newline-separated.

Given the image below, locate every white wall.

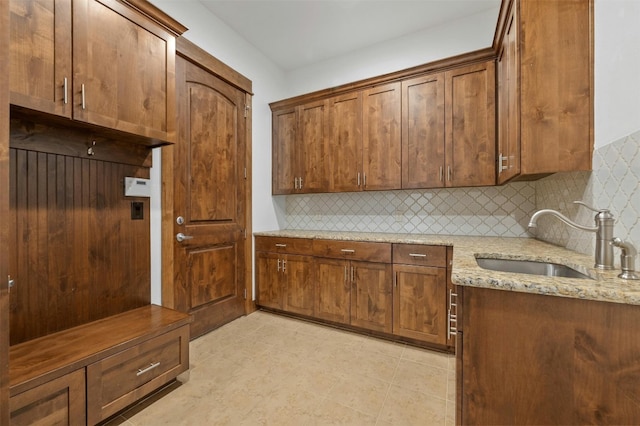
left=283, top=8, right=499, bottom=97
left=594, top=0, right=640, bottom=148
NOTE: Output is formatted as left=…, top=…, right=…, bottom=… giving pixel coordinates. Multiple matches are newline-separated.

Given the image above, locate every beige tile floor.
left=105, top=311, right=456, bottom=426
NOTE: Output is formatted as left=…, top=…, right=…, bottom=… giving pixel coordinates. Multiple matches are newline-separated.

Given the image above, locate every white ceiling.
left=198, top=0, right=501, bottom=71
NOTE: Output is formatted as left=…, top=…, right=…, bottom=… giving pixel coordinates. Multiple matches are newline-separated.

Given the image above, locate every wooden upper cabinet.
left=496, top=3, right=520, bottom=184
left=270, top=51, right=498, bottom=193
left=362, top=82, right=401, bottom=191
left=327, top=91, right=362, bottom=192
left=299, top=100, right=329, bottom=193
left=272, top=100, right=328, bottom=194
left=445, top=61, right=496, bottom=187
left=401, top=73, right=446, bottom=189
left=496, top=0, right=593, bottom=183
left=9, top=0, right=72, bottom=117
left=72, top=0, right=178, bottom=142
left=9, top=0, right=186, bottom=144
left=272, top=107, right=298, bottom=194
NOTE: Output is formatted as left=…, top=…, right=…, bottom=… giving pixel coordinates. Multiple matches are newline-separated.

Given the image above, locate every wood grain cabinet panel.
left=9, top=369, right=85, bottom=426
left=255, top=237, right=315, bottom=316
left=401, top=73, right=445, bottom=189
left=9, top=0, right=184, bottom=144
left=272, top=107, right=298, bottom=194
left=445, top=61, right=496, bottom=187
left=327, top=91, right=362, bottom=192
left=496, top=0, right=593, bottom=183
left=9, top=0, right=72, bottom=118
left=362, top=82, right=401, bottom=190
left=350, top=261, right=392, bottom=333
left=315, top=257, right=352, bottom=324
left=86, top=325, right=189, bottom=425
left=457, top=286, right=640, bottom=424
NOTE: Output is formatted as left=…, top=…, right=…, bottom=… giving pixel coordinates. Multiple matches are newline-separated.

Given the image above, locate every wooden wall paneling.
left=8, top=149, right=151, bottom=345
left=1, top=0, right=10, bottom=418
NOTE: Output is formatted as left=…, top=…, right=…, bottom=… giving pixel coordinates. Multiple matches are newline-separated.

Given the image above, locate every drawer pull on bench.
left=136, top=362, right=161, bottom=376
left=409, top=253, right=427, bottom=258
left=341, top=249, right=355, bottom=253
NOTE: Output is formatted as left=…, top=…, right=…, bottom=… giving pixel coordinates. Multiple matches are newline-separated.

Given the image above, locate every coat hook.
left=88, top=140, right=96, bottom=156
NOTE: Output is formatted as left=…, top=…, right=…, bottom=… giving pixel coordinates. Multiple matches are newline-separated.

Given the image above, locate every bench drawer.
left=86, top=325, right=189, bottom=425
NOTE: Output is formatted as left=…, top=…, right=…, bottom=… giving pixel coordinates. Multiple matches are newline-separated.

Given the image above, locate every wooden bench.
left=9, top=305, right=191, bottom=425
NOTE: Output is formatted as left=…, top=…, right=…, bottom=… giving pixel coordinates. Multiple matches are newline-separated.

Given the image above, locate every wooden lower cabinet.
left=255, top=237, right=315, bottom=316
left=392, top=244, right=449, bottom=347
left=86, top=326, right=189, bottom=425
left=10, top=369, right=86, bottom=426
left=9, top=306, right=191, bottom=425
left=256, top=236, right=452, bottom=348
left=457, top=286, right=640, bottom=424
left=315, top=257, right=392, bottom=332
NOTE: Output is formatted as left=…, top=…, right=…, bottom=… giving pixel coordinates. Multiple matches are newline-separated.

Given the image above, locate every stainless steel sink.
left=475, top=257, right=593, bottom=280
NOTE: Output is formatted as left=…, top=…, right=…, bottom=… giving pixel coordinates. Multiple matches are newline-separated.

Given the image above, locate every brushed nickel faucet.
left=611, top=238, right=640, bottom=280
left=528, top=201, right=614, bottom=270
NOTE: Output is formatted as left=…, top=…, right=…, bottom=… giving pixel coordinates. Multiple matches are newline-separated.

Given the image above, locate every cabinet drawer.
left=255, top=236, right=314, bottom=255
left=393, top=244, right=447, bottom=267
left=10, top=369, right=86, bottom=426
left=86, top=325, right=189, bottom=425
left=313, top=239, right=391, bottom=263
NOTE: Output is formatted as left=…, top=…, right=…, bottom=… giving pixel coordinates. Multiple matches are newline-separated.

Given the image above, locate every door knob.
left=176, top=233, right=194, bottom=242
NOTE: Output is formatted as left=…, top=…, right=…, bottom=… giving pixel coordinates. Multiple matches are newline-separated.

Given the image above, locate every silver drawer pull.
left=136, top=362, right=160, bottom=376
left=341, top=249, right=355, bottom=253
left=409, top=253, right=427, bottom=258
left=275, top=244, right=287, bottom=247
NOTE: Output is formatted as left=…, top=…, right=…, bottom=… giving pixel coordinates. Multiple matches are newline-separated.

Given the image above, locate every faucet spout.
left=528, top=209, right=598, bottom=233
left=528, top=204, right=615, bottom=270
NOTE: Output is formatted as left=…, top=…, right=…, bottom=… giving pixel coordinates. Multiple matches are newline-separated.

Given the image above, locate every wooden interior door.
left=1, top=0, right=10, bottom=419
left=168, top=55, right=247, bottom=338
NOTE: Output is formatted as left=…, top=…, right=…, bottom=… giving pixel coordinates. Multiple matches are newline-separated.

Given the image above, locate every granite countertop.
left=254, top=229, right=640, bottom=306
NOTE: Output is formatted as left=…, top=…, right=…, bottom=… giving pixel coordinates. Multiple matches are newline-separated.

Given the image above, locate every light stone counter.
left=254, top=230, right=640, bottom=306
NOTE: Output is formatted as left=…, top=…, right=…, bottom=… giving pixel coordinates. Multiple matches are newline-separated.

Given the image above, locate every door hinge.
left=243, top=288, right=247, bottom=300
left=244, top=105, right=250, bottom=118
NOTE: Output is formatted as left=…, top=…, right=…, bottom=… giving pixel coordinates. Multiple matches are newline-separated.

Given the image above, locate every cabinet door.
left=497, top=4, right=520, bottom=184
left=255, top=251, right=283, bottom=310
left=350, top=261, right=392, bottom=333
left=362, top=82, right=401, bottom=190
left=272, top=107, right=298, bottom=194
left=445, top=61, right=496, bottom=187
left=315, top=258, right=350, bottom=323
left=283, top=254, right=315, bottom=317
left=393, top=264, right=447, bottom=345
left=9, top=0, right=72, bottom=117
left=401, top=73, right=446, bottom=189
left=327, top=92, right=362, bottom=192
left=72, top=0, right=176, bottom=141
left=299, top=100, right=329, bottom=192
left=10, top=369, right=86, bottom=425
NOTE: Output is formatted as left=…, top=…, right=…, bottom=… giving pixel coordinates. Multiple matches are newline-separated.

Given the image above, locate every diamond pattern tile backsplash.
left=285, top=182, right=537, bottom=237
left=283, top=130, right=640, bottom=258
left=535, top=130, right=640, bottom=259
